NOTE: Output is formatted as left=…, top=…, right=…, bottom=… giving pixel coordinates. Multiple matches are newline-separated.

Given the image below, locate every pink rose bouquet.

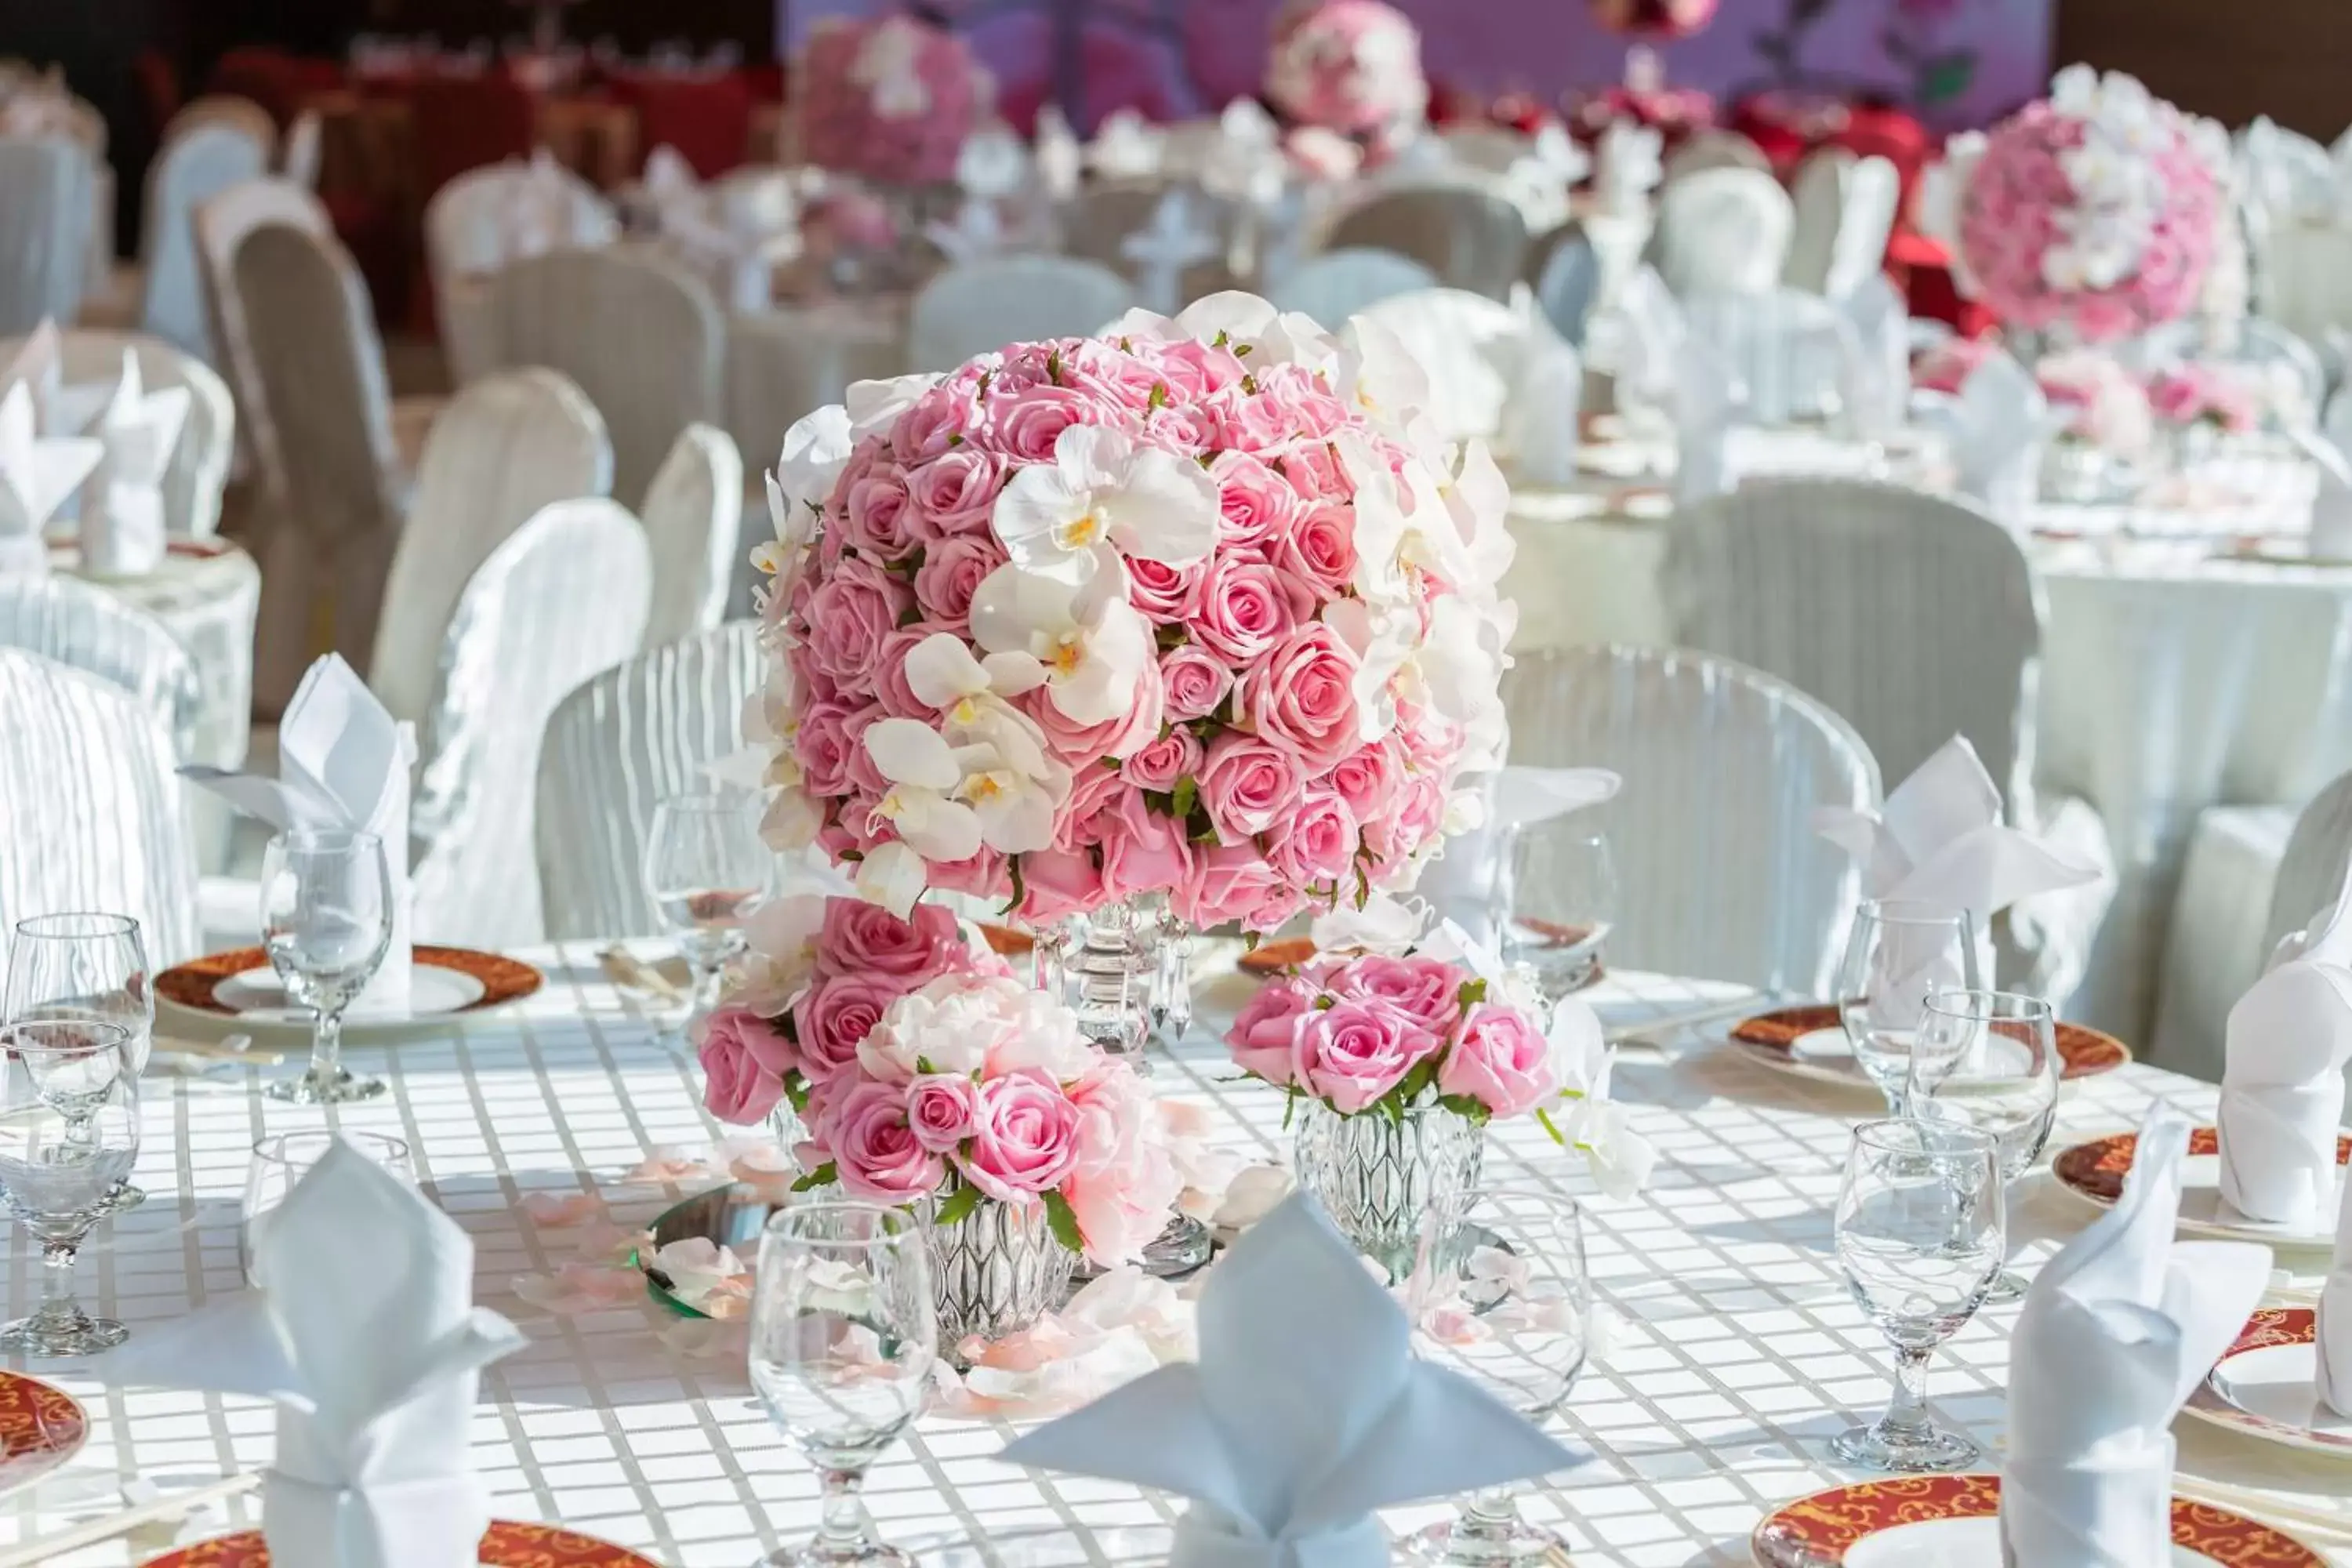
left=751, top=291, right=1515, bottom=931
left=1266, top=1, right=1428, bottom=144
left=1953, top=67, right=2223, bottom=343
left=2034, top=347, right=2154, bottom=456
left=794, top=14, right=985, bottom=186
left=2145, top=362, right=2263, bottom=434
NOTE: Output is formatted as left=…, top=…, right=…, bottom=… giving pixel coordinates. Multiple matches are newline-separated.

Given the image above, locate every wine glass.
left=1404, top=1185, right=1592, bottom=1566
left=260, top=829, right=396, bottom=1105
left=1907, top=989, right=2060, bottom=1305
left=1496, top=823, right=1617, bottom=1007
left=7, top=913, right=153, bottom=1211
left=1831, top=1118, right=2004, bottom=1472
left=750, top=1200, right=935, bottom=1568
left=644, top=793, right=771, bottom=1022
left=1833, top=899, right=1981, bottom=1115
left=0, top=1021, right=140, bottom=1356
left=241, top=1130, right=415, bottom=1286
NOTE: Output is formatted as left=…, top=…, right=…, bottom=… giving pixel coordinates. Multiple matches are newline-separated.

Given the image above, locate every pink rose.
left=1293, top=998, right=1439, bottom=1114
left=1279, top=439, right=1346, bottom=502
left=1148, top=337, right=1247, bottom=401
left=1160, top=645, right=1235, bottom=723
left=1276, top=502, right=1358, bottom=596
left=796, top=697, right=858, bottom=799
left=1066, top=1059, right=1151, bottom=1179
left=1127, top=555, right=1207, bottom=624
left=1439, top=1001, right=1558, bottom=1119
left=891, top=387, right=968, bottom=466
left=800, top=556, right=913, bottom=687
left=1367, top=770, right=1447, bottom=862
left=793, top=972, right=906, bottom=1081
left=696, top=1007, right=793, bottom=1124
left=1062, top=1157, right=1178, bottom=1268
left=1017, top=846, right=1105, bottom=924
left=1024, top=659, right=1165, bottom=764
left=819, top=898, right=967, bottom=979
left=1180, top=842, right=1290, bottom=930
left=1328, top=736, right=1403, bottom=824
left=906, top=1071, right=985, bottom=1153
left=1326, top=954, right=1461, bottom=1036
left=1210, top=450, right=1302, bottom=553
left=1265, top=787, right=1358, bottom=891
left=979, top=386, right=1103, bottom=462
left=927, top=846, right=1007, bottom=899
left=829, top=1080, right=946, bottom=1203
left=841, top=463, right=921, bottom=561
left=960, top=1069, right=1083, bottom=1203
left=840, top=702, right=891, bottom=797
left=1198, top=732, right=1305, bottom=841
left=1189, top=557, right=1309, bottom=664
left=912, top=535, right=1005, bottom=623
left=1225, top=976, right=1316, bottom=1085
left=906, top=446, right=1002, bottom=539
left=1122, top=728, right=1203, bottom=793
left=1099, top=790, right=1196, bottom=902
left=1243, top=625, right=1362, bottom=772
left=1058, top=339, right=1166, bottom=410
left=1054, top=760, right=1130, bottom=851
left=872, top=626, right=942, bottom=719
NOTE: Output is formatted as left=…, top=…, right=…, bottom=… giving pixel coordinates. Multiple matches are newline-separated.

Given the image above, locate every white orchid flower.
left=1335, top=314, right=1432, bottom=425
left=844, top=372, right=943, bottom=441
left=1544, top=996, right=1657, bottom=1200
left=1168, top=292, right=1335, bottom=369
left=992, top=424, right=1219, bottom=585
left=761, top=783, right=822, bottom=851
left=726, top=892, right=830, bottom=1013
left=1322, top=597, right=1416, bottom=741
left=776, top=405, right=851, bottom=515
left=862, top=717, right=985, bottom=863
left=1308, top=893, right=1430, bottom=957
left=969, top=565, right=1155, bottom=728
left=865, top=659, right=1070, bottom=855
left=855, top=840, right=927, bottom=920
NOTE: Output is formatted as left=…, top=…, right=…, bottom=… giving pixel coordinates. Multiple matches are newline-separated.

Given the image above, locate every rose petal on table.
left=573, top=1222, right=655, bottom=1265
left=1212, top=1163, right=1294, bottom=1229
left=658, top=1317, right=748, bottom=1360
left=513, top=1264, right=645, bottom=1316
left=519, top=1191, right=604, bottom=1226
left=617, top=1146, right=722, bottom=1185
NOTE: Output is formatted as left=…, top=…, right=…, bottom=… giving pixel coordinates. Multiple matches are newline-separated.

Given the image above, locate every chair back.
left=640, top=423, right=744, bottom=649
left=0, top=328, right=236, bottom=539
left=193, top=177, right=330, bottom=499
left=490, top=245, right=722, bottom=506
left=0, top=575, right=200, bottom=758
left=0, top=136, right=96, bottom=332
left=410, top=499, right=652, bottom=949
left=1653, top=167, right=1793, bottom=297
left=1661, top=130, right=1773, bottom=183
left=281, top=108, right=322, bottom=187
left=1526, top=223, right=1602, bottom=347
left=1681, top=288, right=1852, bottom=427
left=2266, top=771, right=2352, bottom=956
left=1325, top=185, right=1529, bottom=299
left=0, top=649, right=201, bottom=965
left=138, top=102, right=276, bottom=365
left=1358, top=287, right=1543, bottom=445
left=370, top=368, right=613, bottom=725
left=1662, top=479, right=2044, bottom=809
left=1269, top=248, right=1436, bottom=329
left=907, top=255, right=1138, bottom=372
left=1501, top=644, right=1877, bottom=996
left=535, top=620, right=765, bottom=938
left=426, top=157, right=619, bottom=384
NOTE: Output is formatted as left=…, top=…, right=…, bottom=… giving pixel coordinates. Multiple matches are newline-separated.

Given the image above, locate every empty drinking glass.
left=1834, top=899, right=1981, bottom=1115
left=1831, top=1119, right=2005, bottom=1472
left=241, top=1130, right=416, bottom=1286
left=0, top=1021, right=140, bottom=1356
left=644, top=793, right=771, bottom=1021
left=1496, top=823, right=1617, bottom=1007
left=1404, top=1185, right=1592, bottom=1566
left=260, top=829, right=397, bottom=1105
left=7, top=913, right=154, bottom=1210
left=750, top=1200, right=935, bottom=1568
left=1907, top=989, right=2060, bottom=1304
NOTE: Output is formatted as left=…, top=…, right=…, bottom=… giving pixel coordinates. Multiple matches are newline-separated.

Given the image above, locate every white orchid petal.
left=1107, top=447, right=1220, bottom=565
left=904, top=633, right=991, bottom=710
left=980, top=650, right=1049, bottom=695
left=864, top=717, right=961, bottom=791
left=760, top=785, right=822, bottom=851
left=970, top=564, right=1074, bottom=656
left=990, top=463, right=1097, bottom=575
left=778, top=405, right=852, bottom=511
left=855, top=841, right=927, bottom=920
left=844, top=374, right=941, bottom=440
left=972, top=779, right=1059, bottom=855
left=891, top=794, right=984, bottom=863
left=1174, top=291, right=1279, bottom=345
left=1047, top=598, right=1151, bottom=725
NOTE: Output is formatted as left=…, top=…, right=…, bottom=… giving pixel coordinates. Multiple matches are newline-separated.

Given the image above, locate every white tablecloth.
left=5, top=942, right=2346, bottom=1567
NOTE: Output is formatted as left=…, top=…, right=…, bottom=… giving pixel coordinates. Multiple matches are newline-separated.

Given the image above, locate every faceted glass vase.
left=923, top=1194, right=1074, bottom=1359
left=1294, top=1101, right=1485, bottom=1279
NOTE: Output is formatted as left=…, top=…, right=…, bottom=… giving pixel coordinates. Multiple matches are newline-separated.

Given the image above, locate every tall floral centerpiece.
left=1265, top=0, right=1430, bottom=163
left=795, top=13, right=985, bottom=189
left=1579, top=0, right=1719, bottom=137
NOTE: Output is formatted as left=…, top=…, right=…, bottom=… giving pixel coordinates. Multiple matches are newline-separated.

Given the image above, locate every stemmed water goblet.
left=1495, top=823, right=1617, bottom=1012
left=644, top=793, right=771, bottom=1027
left=1830, top=1118, right=2005, bottom=1472
left=0, top=1021, right=141, bottom=1356
left=1834, top=898, right=1981, bottom=1115
left=1907, top=989, right=2060, bottom=1304
left=260, top=828, right=397, bottom=1105
left=7, top=912, right=154, bottom=1210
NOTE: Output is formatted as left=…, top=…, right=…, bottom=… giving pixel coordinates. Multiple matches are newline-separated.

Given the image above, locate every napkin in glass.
left=0, top=320, right=106, bottom=437
left=1671, top=335, right=1743, bottom=506
left=1836, top=274, right=1910, bottom=444
left=106, top=1137, right=525, bottom=1568
left=183, top=653, right=419, bottom=1008
left=1593, top=121, right=1662, bottom=216
left=81, top=349, right=190, bottom=576
left=1944, top=349, right=2054, bottom=527
left=2294, top=424, right=2352, bottom=560
left=1087, top=107, right=1166, bottom=182
left=0, top=379, right=103, bottom=577
left=1500, top=328, right=1584, bottom=487
left=2001, top=1105, right=2270, bottom=1567
left=1033, top=104, right=1083, bottom=202
left=1413, top=767, right=1621, bottom=949
left=956, top=121, right=1031, bottom=202
left=1001, top=1193, right=1575, bottom=1568
left=2218, top=849, right=2352, bottom=1229
left=1610, top=264, right=1684, bottom=416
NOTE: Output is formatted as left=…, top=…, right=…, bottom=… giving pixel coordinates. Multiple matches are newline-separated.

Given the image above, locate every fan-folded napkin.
left=1594, top=121, right=1662, bottom=216
left=2001, top=1105, right=2270, bottom=1567
left=105, top=1138, right=525, bottom=1568
left=1499, top=324, right=1583, bottom=486
left=1002, top=1192, right=1574, bottom=1568
left=1087, top=108, right=1166, bottom=181
left=1672, top=335, right=1743, bottom=506
left=0, top=320, right=107, bottom=437
left=1945, top=349, right=2055, bottom=526
left=82, top=349, right=189, bottom=576
left=1414, top=767, right=1621, bottom=948
left=0, top=379, right=101, bottom=577
left=1837, top=274, right=1909, bottom=443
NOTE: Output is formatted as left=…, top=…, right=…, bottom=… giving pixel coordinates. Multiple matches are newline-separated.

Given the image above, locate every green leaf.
left=1149, top=383, right=1169, bottom=409
left=1917, top=51, right=1976, bottom=104
left=1191, top=822, right=1221, bottom=845
left=1457, top=978, right=1489, bottom=1010
left=1046, top=348, right=1065, bottom=385
left=1314, top=994, right=1335, bottom=1010
left=1002, top=854, right=1027, bottom=916
left=1041, top=1189, right=1086, bottom=1254
left=1283, top=1085, right=1300, bottom=1129
left=1393, top=1059, right=1438, bottom=1107
left=916, top=1056, right=937, bottom=1076
left=1211, top=330, right=1230, bottom=348
left=1232, top=342, right=1253, bottom=358
left=1240, top=373, right=1260, bottom=396
left=1436, top=1092, right=1492, bottom=1124
left=931, top=1182, right=982, bottom=1228
left=1243, top=930, right=1261, bottom=952
left=946, top=431, right=964, bottom=447
left=1381, top=1094, right=1404, bottom=1127
left=791, top=1161, right=839, bottom=1192
left=783, top=1075, right=812, bottom=1113
left=1533, top=1106, right=1566, bottom=1147
left=1155, top=622, right=1189, bottom=651
left=1171, top=775, right=1198, bottom=822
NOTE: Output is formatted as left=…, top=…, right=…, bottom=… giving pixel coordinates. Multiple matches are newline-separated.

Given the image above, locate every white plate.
left=2055, top=1144, right=2343, bottom=1250
left=2190, top=1338, right=2352, bottom=1456
left=1729, top=1028, right=1888, bottom=1092
left=158, top=962, right=509, bottom=1044
left=1842, top=1518, right=2222, bottom=1566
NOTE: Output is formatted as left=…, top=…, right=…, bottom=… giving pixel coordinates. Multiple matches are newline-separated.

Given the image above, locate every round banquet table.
left=3, top=940, right=2347, bottom=1567
left=1506, top=437, right=2352, bottom=1058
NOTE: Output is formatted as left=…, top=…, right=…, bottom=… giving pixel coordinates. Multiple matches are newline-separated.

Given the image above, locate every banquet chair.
left=1064, top=183, right=1235, bottom=296
left=1781, top=149, right=1900, bottom=300
left=907, top=256, right=1138, bottom=373
left=1358, top=287, right=1545, bottom=445
left=193, top=177, right=334, bottom=492
left=0, top=328, right=235, bottom=538
left=280, top=108, right=321, bottom=189
left=1324, top=186, right=1529, bottom=300
left=489, top=245, right=722, bottom=508
left=640, top=423, right=744, bottom=650
left=1526, top=223, right=1601, bottom=347
left=534, top=619, right=765, bottom=938
left=92, top=98, right=275, bottom=364
left=0, top=576, right=200, bottom=759
left=1660, top=131, right=1774, bottom=184
left=0, top=135, right=96, bottom=332
left=1267, top=249, right=1436, bottom=330
left=1661, top=479, right=2117, bottom=1007
left=0, top=650, right=201, bottom=966
left=1650, top=168, right=1793, bottom=298
left=1680, top=289, right=1853, bottom=426
left=409, top=499, right=652, bottom=950
left=369, top=368, right=614, bottom=728
left=426, top=158, right=619, bottom=385
left=1500, top=644, right=1876, bottom=996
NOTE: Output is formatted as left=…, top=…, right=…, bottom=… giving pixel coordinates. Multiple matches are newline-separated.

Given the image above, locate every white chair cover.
left=0, top=574, right=199, bottom=757
left=639, top=423, right=743, bottom=650
left=0, top=648, right=200, bottom=965
left=1528, top=224, right=1602, bottom=347
left=409, top=499, right=652, bottom=950
left=1268, top=248, right=1436, bottom=329
left=369, top=368, right=614, bottom=728
left=1325, top=185, right=1530, bottom=300
left=0, top=135, right=95, bottom=332
left=907, top=255, right=1138, bottom=373
left=534, top=620, right=764, bottom=939
left=1661, top=130, right=1773, bottom=183
left=1497, top=644, right=1876, bottom=996
left=1783, top=149, right=1900, bottom=299
left=488, top=245, right=723, bottom=508
left=1358, top=287, right=1542, bottom=445
left=193, top=178, right=332, bottom=501
left=427, top=158, right=619, bottom=384
left=1653, top=167, right=1794, bottom=298
left=0, top=328, right=235, bottom=539
left=136, top=100, right=275, bottom=364
left=1681, top=289, right=1852, bottom=426
left=281, top=109, right=322, bottom=189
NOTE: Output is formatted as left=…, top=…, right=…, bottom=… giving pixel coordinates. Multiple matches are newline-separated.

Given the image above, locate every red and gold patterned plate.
left=1236, top=927, right=1606, bottom=984
left=2187, top=1308, right=2352, bottom=1457
left=1751, top=1475, right=2327, bottom=1566
left=156, top=946, right=542, bottom=1042
left=2052, top=1127, right=2351, bottom=1249
left=0, top=1370, right=85, bottom=1497
left=1726, top=1004, right=2130, bottom=1090
left=144, top=1521, right=662, bottom=1566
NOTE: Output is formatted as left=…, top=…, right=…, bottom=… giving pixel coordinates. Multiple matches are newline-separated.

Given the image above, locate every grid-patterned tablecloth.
left=3, top=945, right=2347, bottom=1567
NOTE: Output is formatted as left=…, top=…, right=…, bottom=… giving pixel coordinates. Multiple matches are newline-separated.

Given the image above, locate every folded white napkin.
left=2295, top=425, right=2352, bottom=559
left=0, top=380, right=103, bottom=578
left=1003, top=1192, right=1574, bottom=1568
left=957, top=121, right=1031, bottom=202
left=2002, top=1105, right=2271, bottom=1567
left=184, top=654, right=419, bottom=1009
left=2321, top=1166, right=2352, bottom=1417
left=1500, top=327, right=1584, bottom=486
left=1200, top=98, right=1288, bottom=211
left=82, top=350, right=189, bottom=576
left=0, top=321, right=93, bottom=437
left=1122, top=190, right=1222, bottom=319
left=641, top=143, right=699, bottom=208
left=107, top=1138, right=525, bottom=1568
left=1837, top=274, right=1910, bottom=444
left=1946, top=349, right=2055, bottom=527
left=925, top=198, right=1007, bottom=267
left=2218, top=848, right=2352, bottom=1229
left=1087, top=107, right=1166, bottom=182
left=1672, top=335, right=1744, bottom=506
left=1594, top=121, right=1662, bottom=217
left=1414, top=766, right=1621, bottom=949
left=1610, top=265, right=1684, bottom=415
left=1033, top=105, right=1084, bottom=203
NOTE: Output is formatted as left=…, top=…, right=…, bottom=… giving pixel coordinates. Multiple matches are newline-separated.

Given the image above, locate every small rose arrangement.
left=795, top=13, right=986, bottom=186
left=2145, top=361, right=2264, bottom=434
left=1266, top=0, right=1429, bottom=147
left=2034, top=347, right=2154, bottom=456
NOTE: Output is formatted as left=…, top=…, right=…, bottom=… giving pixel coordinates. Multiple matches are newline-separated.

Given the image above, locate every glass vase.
left=1294, top=1101, right=1485, bottom=1279
left=923, top=1194, right=1073, bottom=1361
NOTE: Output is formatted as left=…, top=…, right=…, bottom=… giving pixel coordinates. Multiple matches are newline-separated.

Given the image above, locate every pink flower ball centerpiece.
left=1588, top=0, right=1719, bottom=39
left=1952, top=67, right=2225, bottom=345
left=795, top=13, right=985, bottom=187
left=1265, top=0, right=1430, bottom=151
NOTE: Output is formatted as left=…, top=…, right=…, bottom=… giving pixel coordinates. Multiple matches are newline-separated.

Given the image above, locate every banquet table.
left=5, top=942, right=2348, bottom=1568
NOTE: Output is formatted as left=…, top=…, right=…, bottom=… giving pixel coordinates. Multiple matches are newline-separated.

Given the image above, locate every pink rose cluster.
left=1266, top=0, right=1429, bottom=143
left=1588, top=0, right=1720, bottom=40
left=2034, top=347, right=2154, bottom=455
left=1225, top=953, right=1561, bottom=1122
left=795, top=14, right=984, bottom=186
left=1909, top=335, right=1998, bottom=397
left=2146, top=362, right=2263, bottom=434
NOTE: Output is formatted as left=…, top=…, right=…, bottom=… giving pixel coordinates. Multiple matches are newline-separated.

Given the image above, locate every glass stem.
left=310, top=1007, right=345, bottom=1086
left=1880, top=1345, right=1933, bottom=1439
left=815, top=1467, right=876, bottom=1555
left=34, top=1241, right=82, bottom=1328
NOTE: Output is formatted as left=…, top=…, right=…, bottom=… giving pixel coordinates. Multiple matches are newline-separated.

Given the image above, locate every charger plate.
left=2186, top=1308, right=2352, bottom=1457
left=154, top=946, right=542, bottom=1042
left=0, top=1370, right=84, bottom=1497
left=2051, top=1127, right=2350, bottom=1248
left=1726, top=1004, right=2129, bottom=1088
left=143, top=1521, right=662, bottom=1566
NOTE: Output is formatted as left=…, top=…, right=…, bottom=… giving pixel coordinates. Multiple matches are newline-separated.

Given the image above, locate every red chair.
left=408, top=72, right=538, bottom=200
left=1831, top=103, right=1936, bottom=219
left=615, top=71, right=752, bottom=180
left=741, top=62, right=787, bottom=104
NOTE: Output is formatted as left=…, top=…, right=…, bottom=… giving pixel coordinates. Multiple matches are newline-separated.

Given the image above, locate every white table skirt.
left=4, top=941, right=2346, bottom=1568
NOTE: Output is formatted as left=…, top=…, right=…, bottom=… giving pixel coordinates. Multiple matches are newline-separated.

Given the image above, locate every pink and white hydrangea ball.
left=753, top=291, right=1515, bottom=931
left=795, top=14, right=985, bottom=186
left=1266, top=0, right=1428, bottom=143
left=1954, top=67, right=2223, bottom=343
